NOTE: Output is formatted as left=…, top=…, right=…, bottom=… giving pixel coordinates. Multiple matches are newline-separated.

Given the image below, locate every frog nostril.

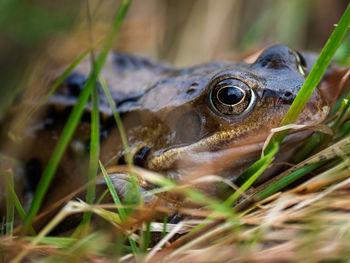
left=66, top=73, right=87, bottom=98
left=133, top=146, right=151, bottom=167
left=285, top=91, right=292, bottom=97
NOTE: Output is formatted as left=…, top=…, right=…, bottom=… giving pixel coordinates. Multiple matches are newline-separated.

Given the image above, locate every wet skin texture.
left=0, top=45, right=335, bottom=212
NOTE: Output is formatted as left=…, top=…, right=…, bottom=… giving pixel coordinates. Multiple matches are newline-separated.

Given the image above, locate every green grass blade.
left=26, top=236, right=77, bottom=248
left=99, top=161, right=126, bottom=220
left=5, top=170, right=14, bottom=235
left=98, top=77, right=131, bottom=165
left=254, top=162, right=323, bottom=202
left=143, top=222, right=151, bottom=253
left=22, top=72, right=95, bottom=234
left=226, top=142, right=278, bottom=206
left=5, top=170, right=36, bottom=235
left=99, top=161, right=138, bottom=256
left=235, top=143, right=278, bottom=186
left=98, top=76, right=141, bottom=203
left=74, top=67, right=100, bottom=235
left=82, top=71, right=100, bottom=225
left=6, top=177, right=26, bottom=221
left=162, top=215, right=168, bottom=239
left=22, top=0, right=131, bottom=234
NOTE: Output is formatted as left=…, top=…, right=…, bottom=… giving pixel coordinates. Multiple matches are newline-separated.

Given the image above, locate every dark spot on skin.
left=186, top=81, right=199, bottom=95
left=186, top=88, right=196, bottom=94
left=141, top=58, right=152, bottom=67
left=133, top=146, right=151, bottom=167
left=26, top=158, right=42, bottom=192
left=118, top=155, right=126, bottom=165
left=115, top=56, right=127, bottom=67
left=114, top=54, right=141, bottom=70
left=66, top=73, right=86, bottom=98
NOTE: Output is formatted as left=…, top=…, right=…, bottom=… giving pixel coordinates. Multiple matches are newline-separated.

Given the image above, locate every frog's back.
left=49, top=53, right=173, bottom=115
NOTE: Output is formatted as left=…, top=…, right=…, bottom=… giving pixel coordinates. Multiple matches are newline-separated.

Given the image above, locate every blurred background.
left=0, top=0, right=349, bottom=114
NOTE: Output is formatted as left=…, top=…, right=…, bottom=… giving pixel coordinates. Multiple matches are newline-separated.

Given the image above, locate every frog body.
left=1, top=45, right=345, bottom=217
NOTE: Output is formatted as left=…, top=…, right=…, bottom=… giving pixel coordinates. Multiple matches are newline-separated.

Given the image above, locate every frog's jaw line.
left=147, top=126, right=269, bottom=171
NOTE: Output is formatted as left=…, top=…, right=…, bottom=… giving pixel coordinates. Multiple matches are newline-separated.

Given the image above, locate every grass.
left=5, top=170, right=14, bottom=236
left=100, top=161, right=138, bottom=255
left=98, top=75, right=141, bottom=204
left=80, top=53, right=100, bottom=229
left=1, top=1, right=350, bottom=262
left=21, top=0, right=131, bottom=234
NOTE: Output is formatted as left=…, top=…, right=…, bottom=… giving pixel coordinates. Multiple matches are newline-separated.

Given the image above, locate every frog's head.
left=106, top=45, right=332, bottom=184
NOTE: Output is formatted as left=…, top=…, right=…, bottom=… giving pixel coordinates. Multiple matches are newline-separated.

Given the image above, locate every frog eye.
left=295, top=51, right=307, bottom=76
left=210, top=79, right=254, bottom=115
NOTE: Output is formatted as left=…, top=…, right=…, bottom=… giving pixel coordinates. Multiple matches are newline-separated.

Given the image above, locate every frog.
left=0, top=45, right=347, bottom=223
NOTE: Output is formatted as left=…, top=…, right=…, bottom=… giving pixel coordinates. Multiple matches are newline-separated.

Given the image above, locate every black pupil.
left=218, top=86, right=244, bottom=105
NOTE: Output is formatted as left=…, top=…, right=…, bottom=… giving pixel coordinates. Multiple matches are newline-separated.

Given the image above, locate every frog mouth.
left=148, top=129, right=313, bottom=172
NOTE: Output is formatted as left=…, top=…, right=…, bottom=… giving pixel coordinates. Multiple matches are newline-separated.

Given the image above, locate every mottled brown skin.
left=0, top=45, right=338, bottom=219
